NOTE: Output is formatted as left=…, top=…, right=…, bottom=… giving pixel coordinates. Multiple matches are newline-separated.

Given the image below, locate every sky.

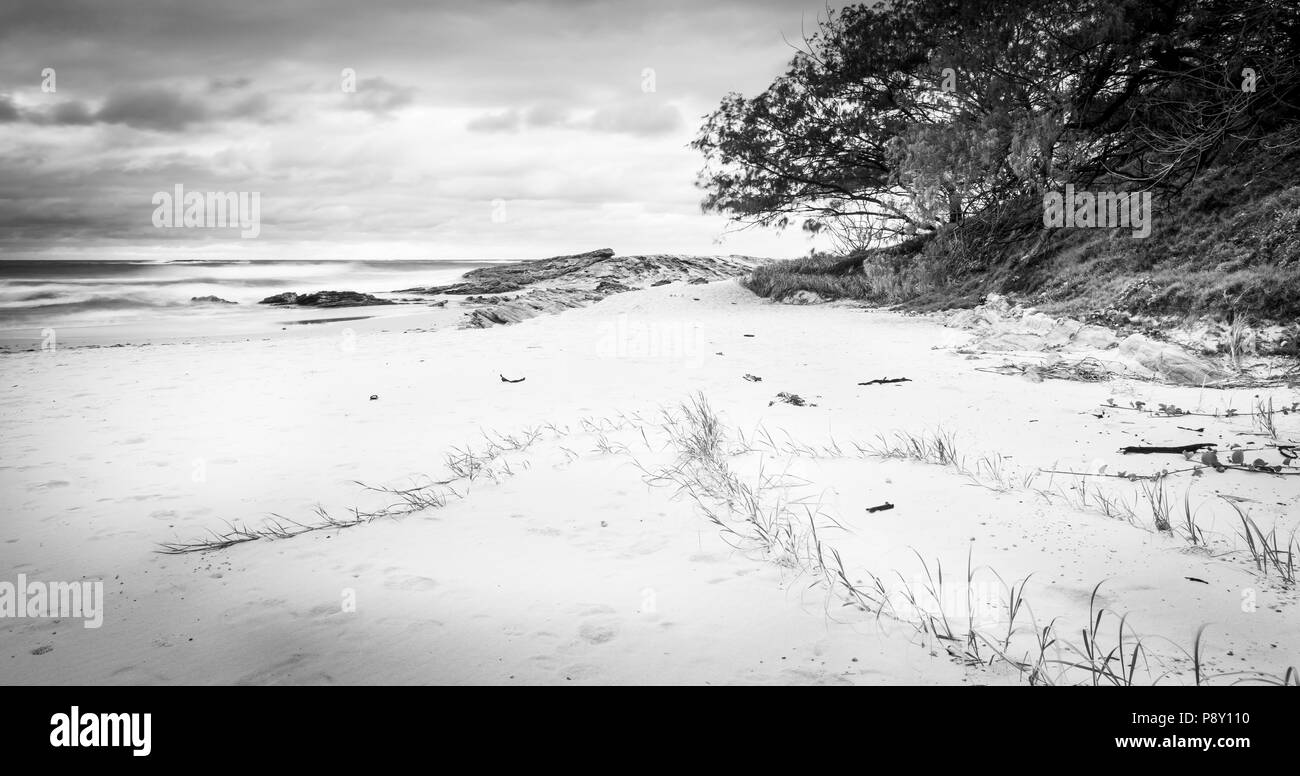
left=0, top=0, right=849, bottom=261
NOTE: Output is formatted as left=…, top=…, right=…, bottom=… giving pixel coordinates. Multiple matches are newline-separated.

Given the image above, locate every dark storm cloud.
left=13, top=86, right=276, bottom=129
left=48, top=100, right=96, bottom=125
left=95, top=88, right=209, bottom=131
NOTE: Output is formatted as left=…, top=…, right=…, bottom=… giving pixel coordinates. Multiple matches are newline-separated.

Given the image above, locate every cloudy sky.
left=0, top=0, right=847, bottom=261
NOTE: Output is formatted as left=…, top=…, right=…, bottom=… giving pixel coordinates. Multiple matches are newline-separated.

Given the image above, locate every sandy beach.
left=2, top=269, right=1295, bottom=685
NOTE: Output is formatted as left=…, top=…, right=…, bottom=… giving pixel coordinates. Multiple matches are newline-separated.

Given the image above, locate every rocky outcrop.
left=464, top=289, right=597, bottom=328
left=259, top=291, right=396, bottom=308
left=403, top=249, right=617, bottom=295
left=399, top=249, right=765, bottom=329
left=401, top=250, right=758, bottom=294
left=191, top=295, right=237, bottom=304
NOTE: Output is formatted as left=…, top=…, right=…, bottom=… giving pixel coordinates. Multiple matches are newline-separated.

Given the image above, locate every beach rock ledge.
left=259, top=291, right=396, bottom=307
left=399, top=248, right=764, bottom=328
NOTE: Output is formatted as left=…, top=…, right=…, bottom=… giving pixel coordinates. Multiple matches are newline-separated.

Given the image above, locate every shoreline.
left=0, top=251, right=768, bottom=352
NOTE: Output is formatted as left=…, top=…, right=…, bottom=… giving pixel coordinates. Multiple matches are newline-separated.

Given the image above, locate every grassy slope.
left=745, top=134, right=1300, bottom=323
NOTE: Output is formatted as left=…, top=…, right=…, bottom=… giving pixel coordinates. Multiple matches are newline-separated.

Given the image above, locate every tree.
left=693, top=0, right=1300, bottom=248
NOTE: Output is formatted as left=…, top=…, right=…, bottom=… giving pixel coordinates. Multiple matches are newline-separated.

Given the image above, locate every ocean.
left=0, top=258, right=497, bottom=330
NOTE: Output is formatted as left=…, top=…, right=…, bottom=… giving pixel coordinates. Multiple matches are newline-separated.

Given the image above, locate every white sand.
left=1, top=279, right=1296, bottom=684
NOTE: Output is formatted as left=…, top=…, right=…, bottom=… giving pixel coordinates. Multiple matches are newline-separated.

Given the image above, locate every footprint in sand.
left=578, top=621, right=619, bottom=645
left=529, top=653, right=561, bottom=671
left=573, top=605, right=621, bottom=645
left=559, top=662, right=601, bottom=681
left=307, top=603, right=340, bottom=619
left=383, top=574, right=439, bottom=592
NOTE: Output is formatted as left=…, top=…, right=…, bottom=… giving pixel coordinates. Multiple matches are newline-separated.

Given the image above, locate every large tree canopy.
left=693, top=0, right=1300, bottom=249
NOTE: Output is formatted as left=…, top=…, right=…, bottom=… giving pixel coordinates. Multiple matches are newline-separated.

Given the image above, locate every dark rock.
left=594, top=279, right=633, bottom=293
left=425, top=279, right=526, bottom=296
left=650, top=279, right=672, bottom=287
left=191, top=295, right=237, bottom=304
left=258, top=291, right=396, bottom=308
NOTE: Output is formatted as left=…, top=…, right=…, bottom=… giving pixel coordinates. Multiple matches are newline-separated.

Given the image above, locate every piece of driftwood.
left=1119, top=443, right=1213, bottom=454
left=500, top=374, right=525, bottom=383
left=858, top=377, right=911, bottom=385
left=866, top=502, right=894, bottom=513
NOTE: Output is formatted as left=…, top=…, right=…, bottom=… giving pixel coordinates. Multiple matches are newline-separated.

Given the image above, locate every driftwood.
left=500, top=374, right=526, bottom=383
left=866, top=502, right=895, bottom=513
left=1120, top=443, right=1213, bottom=454
left=858, top=377, right=911, bottom=385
